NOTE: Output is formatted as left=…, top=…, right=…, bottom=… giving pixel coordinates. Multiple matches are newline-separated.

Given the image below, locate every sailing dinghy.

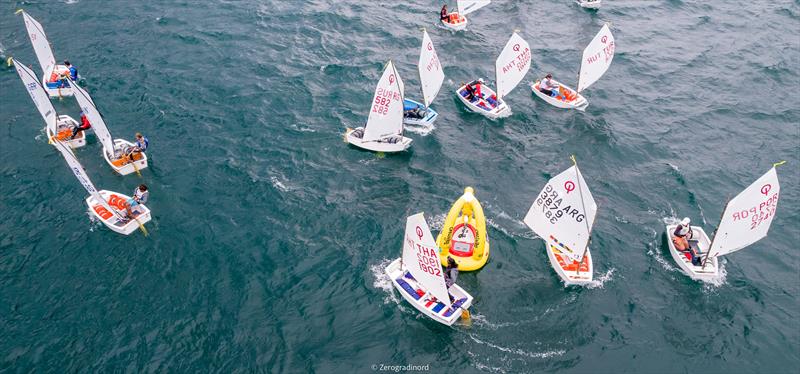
left=532, top=23, right=614, bottom=111
left=13, top=58, right=86, bottom=148
left=441, top=0, right=491, bottom=31
left=403, top=29, right=444, bottom=130
left=69, top=78, right=148, bottom=175
left=667, top=164, right=783, bottom=282
left=346, top=60, right=412, bottom=152
left=18, top=10, right=80, bottom=98
left=524, top=157, right=598, bottom=286
left=52, top=140, right=151, bottom=236
left=456, top=32, right=531, bottom=119
left=386, top=212, right=473, bottom=326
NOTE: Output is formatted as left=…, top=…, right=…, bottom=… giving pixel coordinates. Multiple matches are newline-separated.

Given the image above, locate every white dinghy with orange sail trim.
left=532, top=23, right=614, bottom=111
left=17, top=10, right=80, bottom=98
left=346, top=60, right=412, bottom=152
left=52, top=140, right=150, bottom=236
left=456, top=31, right=531, bottom=119
left=403, top=29, right=444, bottom=130
left=13, top=58, right=86, bottom=148
left=666, top=163, right=784, bottom=282
left=69, top=78, right=148, bottom=175
left=524, top=156, right=598, bottom=286
left=385, top=213, right=473, bottom=326
left=441, top=0, right=491, bottom=31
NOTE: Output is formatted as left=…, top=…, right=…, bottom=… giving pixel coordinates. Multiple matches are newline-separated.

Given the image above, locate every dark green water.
left=1, top=0, right=798, bottom=372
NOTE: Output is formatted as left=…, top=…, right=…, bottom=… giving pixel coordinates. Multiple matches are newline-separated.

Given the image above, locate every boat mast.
left=418, top=28, right=427, bottom=111
left=702, top=197, right=730, bottom=269
left=571, top=155, right=593, bottom=276
left=392, top=60, right=404, bottom=138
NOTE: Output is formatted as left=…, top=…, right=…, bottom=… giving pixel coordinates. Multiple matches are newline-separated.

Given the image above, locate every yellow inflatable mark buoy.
left=436, top=186, right=490, bottom=271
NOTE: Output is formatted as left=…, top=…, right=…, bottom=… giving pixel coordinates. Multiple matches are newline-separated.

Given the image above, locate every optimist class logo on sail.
left=372, top=74, right=400, bottom=116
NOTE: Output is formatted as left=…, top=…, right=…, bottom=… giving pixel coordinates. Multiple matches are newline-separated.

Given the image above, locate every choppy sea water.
left=1, top=0, right=798, bottom=372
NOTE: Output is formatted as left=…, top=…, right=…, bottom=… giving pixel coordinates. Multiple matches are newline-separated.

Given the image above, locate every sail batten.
left=457, top=0, right=491, bottom=16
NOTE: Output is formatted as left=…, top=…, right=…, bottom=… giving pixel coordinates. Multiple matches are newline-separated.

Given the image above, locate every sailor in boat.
left=404, top=106, right=425, bottom=119
left=71, top=111, right=92, bottom=139
left=672, top=217, right=701, bottom=266
left=440, top=4, right=449, bottom=22
left=539, top=73, right=563, bottom=100
left=64, top=60, right=78, bottom=81
left=123, top=184, right=149, bottom=218
left=125, top=132, right=149, bottom=161
left=444, top=256, right=459, bottom=301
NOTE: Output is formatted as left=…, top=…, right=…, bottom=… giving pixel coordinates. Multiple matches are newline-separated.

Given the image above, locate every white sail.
left=524, top=165, right=597, bottom=263
left=69, top=79, right=116, bottom=154
left=21, top=11, right=56, bottom=76
left=495, top=32, right=531, bottom=100
left=457, top=0, right=491, bottom=16
left=402, top=213, right=451, bottom=309
left=577, top=23, right=615, bottom=93
left=52, top=140, right=122, bottom=219
left=13, top=59, right=57, bottom=135
left=363, top=61, right=404, bottom=142
left=418, top=30, right=445, bottom=108
left=708, top=167, right=781, bottom=258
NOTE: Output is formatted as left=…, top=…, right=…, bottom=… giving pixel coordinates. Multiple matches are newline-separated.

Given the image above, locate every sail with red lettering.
left=13, top=59, right=57, bottom=135
left=20, top=11, right=56, bottom=76
left=457, top=0, right=491, bottom=16
left=418, top=30, right=444, bottom=108
left=402, top=213, right=451, bottom=309
left=577, top=23, right=615, bottom=93
left=523, top=165, right=597, bottom=263
left=495, top=32, right=531, bottom=100
left=707, top=167, right=781, bottom=258
left=52, top=140, right=123, bottom=220
left=363, top=61, right=404, bottom=142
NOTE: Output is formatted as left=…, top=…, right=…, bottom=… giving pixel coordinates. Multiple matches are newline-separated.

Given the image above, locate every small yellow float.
left=436, top=187, right=490, bottom=271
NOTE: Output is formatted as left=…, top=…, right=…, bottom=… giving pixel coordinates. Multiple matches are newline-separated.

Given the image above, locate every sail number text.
left=535, top=184, right=586, bottom=224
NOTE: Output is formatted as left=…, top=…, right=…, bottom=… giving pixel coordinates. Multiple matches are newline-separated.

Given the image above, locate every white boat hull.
left=47, top=115, right=87, bottom=148
left=345, top=127, right=412, bottom=153
left=385, top=258, right=473, bottom=326
left=441, top=13, right=467, bottom=31
left=546, top=240, right=594, bottom=286
left=102, top=138, right=149, bottom=176
left=42, top=65, right=77, bottom=98
left=531, top=79, right=588, bottom=111
left=578, top=0, right=602, bottom=9
left=666, top=225, right=720, bottom=282
left=455, top=82, right=510, bottom=119
left=402, top=99, right=438, bottom=129
left=86, top=190, right=151, bottom=235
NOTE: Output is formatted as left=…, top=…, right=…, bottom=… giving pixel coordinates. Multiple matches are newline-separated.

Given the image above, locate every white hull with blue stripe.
left=402, top=99, right=438, bottom=129
left=385, top=258, right=473, bottom=326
